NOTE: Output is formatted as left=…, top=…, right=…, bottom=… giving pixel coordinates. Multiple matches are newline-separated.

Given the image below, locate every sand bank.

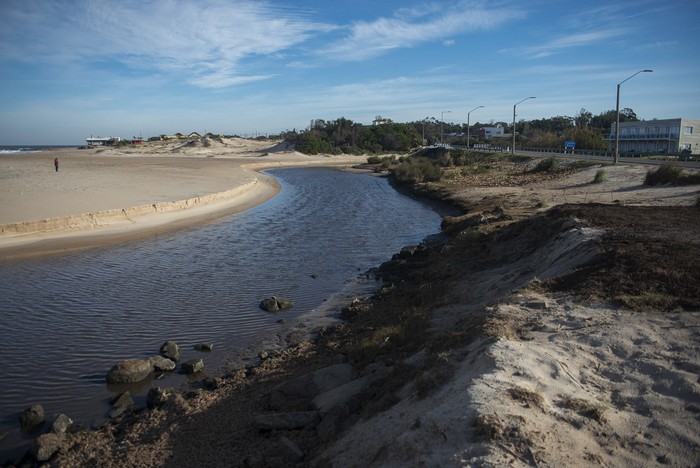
left=0, top=139, right=365, bottom=259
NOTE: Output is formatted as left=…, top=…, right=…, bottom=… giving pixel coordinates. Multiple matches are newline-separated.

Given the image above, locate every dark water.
left=0, top=167, right=444, bottom=461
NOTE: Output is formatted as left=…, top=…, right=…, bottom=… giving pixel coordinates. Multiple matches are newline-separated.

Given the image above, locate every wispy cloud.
left=502, top=28, right=633, bottom=59
left=0, top=0, right=335, bottom=88
left=320, top=1, right=526, bottom=61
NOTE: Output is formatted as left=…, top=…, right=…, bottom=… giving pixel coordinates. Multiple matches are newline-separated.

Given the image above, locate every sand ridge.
left=0, top=138, right=366, bottom=258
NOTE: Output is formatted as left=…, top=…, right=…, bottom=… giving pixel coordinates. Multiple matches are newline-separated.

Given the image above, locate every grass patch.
left=644, top=164, right=700, bottom=185
left=559, top=396, right=606, bottom=423
left=592, top=169, right=606, bottom=184
left=461, top=165, right=491, bottom=176
left=508, top=386, right=545, bottom=411
left=617, top=292, right=675, bottom=311
left=348, top=306, right=430, bottom=367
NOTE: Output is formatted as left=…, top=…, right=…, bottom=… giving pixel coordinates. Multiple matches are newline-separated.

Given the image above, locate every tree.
left=575, top=108, right=592, bottom=127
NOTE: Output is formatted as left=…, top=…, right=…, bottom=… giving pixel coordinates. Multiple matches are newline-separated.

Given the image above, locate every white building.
left=86, top=136, right=121, bottom=146
left=480, top=124, right=505, bottom=139
left=609, top=118, right=700, bottom=155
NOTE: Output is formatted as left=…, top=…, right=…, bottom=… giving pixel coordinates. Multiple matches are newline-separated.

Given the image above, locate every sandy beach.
left=0, top=138, right=364, bottom=259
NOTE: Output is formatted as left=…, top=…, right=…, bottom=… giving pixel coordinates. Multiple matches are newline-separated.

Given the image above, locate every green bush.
left=644, top=164, right=700, bottom=185
left=367, top=155, right=382, bottom=164
left=592, top=169, right=606, bottom=184
left=393, top=157, right=443, bottom=184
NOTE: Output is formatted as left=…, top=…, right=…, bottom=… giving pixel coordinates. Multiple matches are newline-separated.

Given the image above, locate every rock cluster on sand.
left=105, top=340, right=209, bottom=384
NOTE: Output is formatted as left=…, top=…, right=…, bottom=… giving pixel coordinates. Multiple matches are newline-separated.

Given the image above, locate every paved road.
left=515, top=149, right=700, bottom=169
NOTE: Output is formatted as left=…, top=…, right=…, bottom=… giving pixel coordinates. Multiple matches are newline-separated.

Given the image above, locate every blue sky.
left=1, top=0, right=698, bottom=145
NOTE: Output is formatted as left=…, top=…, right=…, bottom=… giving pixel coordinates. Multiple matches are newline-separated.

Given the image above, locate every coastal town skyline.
left=1, top=0, right=699, bottom=145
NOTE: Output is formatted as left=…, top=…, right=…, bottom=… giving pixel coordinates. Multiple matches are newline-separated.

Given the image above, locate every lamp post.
left=467, top=106, right=484, bottom=150
left=614, top=69, right=653, bottom=164
left=441, top=110, right=451, bottom=145
left=512, top=97, right=535, bottom=154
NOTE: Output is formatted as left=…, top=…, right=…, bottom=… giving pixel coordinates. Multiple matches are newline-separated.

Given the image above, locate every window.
left=684, top=126, right=693, bottom=135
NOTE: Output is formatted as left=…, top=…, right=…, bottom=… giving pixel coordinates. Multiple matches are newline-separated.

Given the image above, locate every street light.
left=467, top=106, right=484, bottom=150
left=614, top=69, right=653, bottom=164
left=441, top=110, right=451, bottom=145
left=512, top=97, right=535, bottom=154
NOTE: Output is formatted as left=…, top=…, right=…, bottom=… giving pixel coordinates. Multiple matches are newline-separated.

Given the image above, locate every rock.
left=147, top=387, right=175, bottom=408
left=259, top=296, right=293, bottom=312
left=276, top=436, right=304, bottom=462
left=106, top=358, right=153, bottom=384
left=274, top=296, right=294, bottom=310
left=109, top=406, right=129, bottom=420
left=33, top=432, right=64, bottom=462
left=160, top=341, right=181, bottom=362
left=259, top=298, right=279, bottom=312
left=111, top=391, right=135, bottom=410
left=181, top=358, right=204, bottom=374
left=194, top=343, right=214, bottom=351
left=258, top=351, right=269, bottom=360
left=150, top=355, right=177, bottom=371
left=270, top=364, right=353, bottom=411
left=202, top=376, right=222, bottom=390
left=19, top=404, right=45, bottom=432
left=50, top=413, right=73, bottom=434
left=253, top=411, right=320, bottom=431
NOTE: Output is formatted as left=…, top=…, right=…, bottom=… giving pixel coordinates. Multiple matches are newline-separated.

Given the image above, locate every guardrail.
left=517, top=147, right=699, bottom=165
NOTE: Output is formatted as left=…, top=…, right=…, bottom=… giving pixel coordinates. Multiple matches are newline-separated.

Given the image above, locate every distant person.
left=54, top=157, right=59, bottom=172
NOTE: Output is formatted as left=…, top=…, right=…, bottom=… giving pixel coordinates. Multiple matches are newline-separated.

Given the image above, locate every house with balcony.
left=85, top=136, right=121, bottom=146
left=609, top=118, right=700, bottom=155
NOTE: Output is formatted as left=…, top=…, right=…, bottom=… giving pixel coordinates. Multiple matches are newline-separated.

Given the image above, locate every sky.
left=1, top=0, right=699, bottom=145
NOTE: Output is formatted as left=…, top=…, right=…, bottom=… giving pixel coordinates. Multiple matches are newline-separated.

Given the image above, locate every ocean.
left=0, top=146, right=77, bottom=154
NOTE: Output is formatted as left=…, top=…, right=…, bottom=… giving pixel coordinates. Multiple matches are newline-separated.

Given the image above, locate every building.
left=86, top=136, right=121, bottom=146
left=479, top=124, right=505, bottom=139
left=609, top=118, right=700, bottom=155
left=372, top=116, right=392, bottom=125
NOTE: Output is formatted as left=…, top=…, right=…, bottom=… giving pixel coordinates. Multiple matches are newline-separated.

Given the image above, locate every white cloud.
left=320, top=1, right=526, bottom=61
left=0, top=0, right=335, bottom=89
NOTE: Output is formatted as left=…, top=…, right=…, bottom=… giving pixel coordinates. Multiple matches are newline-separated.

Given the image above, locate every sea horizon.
left=0, top=145, right=81, bottom=154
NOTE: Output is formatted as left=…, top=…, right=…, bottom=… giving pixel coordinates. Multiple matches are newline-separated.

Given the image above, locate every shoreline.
left=0, top=142, right=366, bottom=260
left=2, top=151, right=699, bottom=466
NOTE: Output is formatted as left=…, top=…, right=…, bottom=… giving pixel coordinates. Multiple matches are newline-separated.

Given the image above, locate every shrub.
left=393, top=157, right=443, bottom=184
left=592, top=169, right=606, bottom=184
left=531, top=156, right=558, bottom=173
left=367, top=155, right=382, bottom=164
left=644, top=164, right=700, bottom=186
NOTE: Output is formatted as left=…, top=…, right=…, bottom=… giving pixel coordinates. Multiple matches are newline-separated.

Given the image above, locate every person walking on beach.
left=54, top=157, right=59, bottom=172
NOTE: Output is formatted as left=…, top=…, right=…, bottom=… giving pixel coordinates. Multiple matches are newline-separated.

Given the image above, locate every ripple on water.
left=0, top=167, right=444, bottom=460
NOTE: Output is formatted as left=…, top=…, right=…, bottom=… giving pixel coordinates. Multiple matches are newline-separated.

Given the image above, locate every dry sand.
left=0, top=138, right=365, bottom=259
